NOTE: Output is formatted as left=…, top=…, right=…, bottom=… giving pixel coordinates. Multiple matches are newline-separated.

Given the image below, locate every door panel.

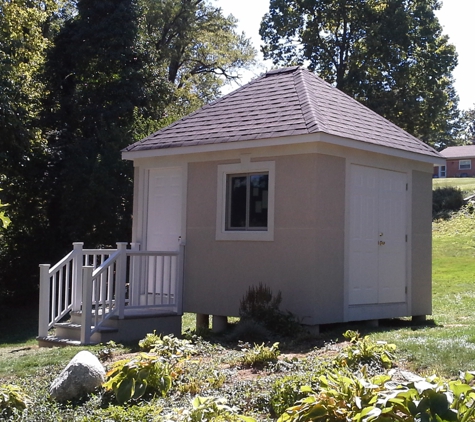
left=349, top=165, right=407, bottom=306
left=348, top=166, right=379, bottom=304
left=146, top=167, right=182, bottom=297
left=147, top=167, right=182, bottom=251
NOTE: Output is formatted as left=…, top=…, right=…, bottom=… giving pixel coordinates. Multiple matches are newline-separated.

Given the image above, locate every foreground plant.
left=277, top=368, right=475, bottom=421
left=0, top=384, right=30, bottom=417
left=139, top=332, right=194, bottom=358
left=184, top=396, right=256, bottom=422
left=336, top=330, right=396, bottom=370
left=239, top=342, right=280, bottom=369
left=103, top=353, right=173, bottom=404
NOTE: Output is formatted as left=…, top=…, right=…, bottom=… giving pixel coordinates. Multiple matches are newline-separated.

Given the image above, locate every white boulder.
left=49, top=350, right=105, bottom=402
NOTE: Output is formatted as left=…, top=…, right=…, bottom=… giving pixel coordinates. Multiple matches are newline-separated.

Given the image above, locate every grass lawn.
left=433, top=177, right=475, bottom=193
left=1, top=209, right=475, bottom=419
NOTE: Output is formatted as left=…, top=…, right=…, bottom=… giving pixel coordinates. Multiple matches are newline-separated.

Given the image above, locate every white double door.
left=145, top=167, right=183, bottom=298
left=348, top=165, right=407, bottom=305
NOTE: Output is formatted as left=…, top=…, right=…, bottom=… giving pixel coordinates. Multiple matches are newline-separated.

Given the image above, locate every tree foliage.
left=461, top=107, right=475, bottom=144
left=136, top=0, right=256, bottom=131
left=260, top=0, right=460, bottom=147
left=0, top=0, right=256, bottom=301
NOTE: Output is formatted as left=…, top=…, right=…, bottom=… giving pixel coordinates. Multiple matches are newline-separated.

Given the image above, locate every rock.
left=49, top=350, right=105, bottom=402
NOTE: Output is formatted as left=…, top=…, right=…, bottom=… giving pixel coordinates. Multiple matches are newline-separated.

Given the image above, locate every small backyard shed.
left=122, top=66, right=444, bottom=331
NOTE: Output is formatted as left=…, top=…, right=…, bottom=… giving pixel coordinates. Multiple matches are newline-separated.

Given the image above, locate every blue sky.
left=214, top=0, right=475, bottom=111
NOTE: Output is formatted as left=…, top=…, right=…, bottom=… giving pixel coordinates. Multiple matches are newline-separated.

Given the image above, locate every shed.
left=122, top=66, right=443, bottom=331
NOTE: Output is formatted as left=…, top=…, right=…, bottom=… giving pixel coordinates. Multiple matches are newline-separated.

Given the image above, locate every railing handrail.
left=48, top=250, right=75, bottom=275
left=91, top=249, right=121, bottom=279
left=126, top=250, right=179, bottom=257
left=83, top=248, right=118, bottom=254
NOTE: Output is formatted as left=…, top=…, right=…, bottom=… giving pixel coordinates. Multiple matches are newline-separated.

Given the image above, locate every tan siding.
left=184, top=153, right=346, bottom=325
left=411, top=170, right=432, bottom=316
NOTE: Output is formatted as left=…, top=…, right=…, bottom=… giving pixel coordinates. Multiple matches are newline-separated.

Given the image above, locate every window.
left=459, top=160, right=471, bottom=170
left=216, top=161, right=275, bottom=241
left=439, top=165, right=446, bottom=178
left=226, top=173, right=268, bottom=230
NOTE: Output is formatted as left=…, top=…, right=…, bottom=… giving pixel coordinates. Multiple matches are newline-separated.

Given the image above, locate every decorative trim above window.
left=459, top=160, right=471, bottom=170
left=216, top=161, right=275, bottom=241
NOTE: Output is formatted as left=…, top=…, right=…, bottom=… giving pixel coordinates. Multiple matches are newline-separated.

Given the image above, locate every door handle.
left=378, top=241, right=385, bottom=246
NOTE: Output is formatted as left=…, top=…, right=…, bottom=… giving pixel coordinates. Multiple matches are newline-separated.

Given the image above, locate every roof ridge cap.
left=293, top=68, right=326, bottom=133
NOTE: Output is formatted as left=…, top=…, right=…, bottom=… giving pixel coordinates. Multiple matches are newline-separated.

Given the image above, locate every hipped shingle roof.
left=124, top=67, right=440, bottom=159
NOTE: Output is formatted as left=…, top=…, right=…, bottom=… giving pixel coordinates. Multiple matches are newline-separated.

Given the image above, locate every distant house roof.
left=439, top=145, right=475, bottom=159
left=124, top=66, right=440, bottom=160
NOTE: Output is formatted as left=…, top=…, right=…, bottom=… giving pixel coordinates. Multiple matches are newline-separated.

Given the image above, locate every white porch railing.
left=38, top=242, right=184, bottom=344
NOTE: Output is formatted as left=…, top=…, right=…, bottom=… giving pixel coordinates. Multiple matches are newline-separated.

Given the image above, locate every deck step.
left=36, top=335, right=82, bottom=347
left=54, top=322, right=118, bottom=333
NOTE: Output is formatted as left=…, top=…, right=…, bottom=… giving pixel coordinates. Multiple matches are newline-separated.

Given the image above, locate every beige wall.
left=184, top=153, right=346, bottom=325
left=132, top=141, right=435, bottom=325
left=410, top=170, right=433, bottom=316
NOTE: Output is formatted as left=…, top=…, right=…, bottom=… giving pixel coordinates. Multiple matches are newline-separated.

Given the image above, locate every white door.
left=348, top=165, right=407, bottom=305
left=147, top=167, right=183, bottom=251
left=145, top=167, right=183, bottom=300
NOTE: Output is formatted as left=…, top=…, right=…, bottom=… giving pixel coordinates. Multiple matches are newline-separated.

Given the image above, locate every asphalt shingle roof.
left=124, top=66, right=440, bottom=159
left=440, top=145, right=475, bottom=159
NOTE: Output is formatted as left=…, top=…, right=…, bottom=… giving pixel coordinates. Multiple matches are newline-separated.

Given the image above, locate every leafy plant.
left=185, top=396, right=256, bottom=422
left=97, top=341, right=122, bottom=362
left=239, top=342, right=280, bottom=369
left=335, top=330, right=396, bottom=370
left=0, top=189, right=10, bottom=229
left=277, top=367, right=475, bottom=422
left=0, top=384, right=30, bottom=417
left=270, top=374, right=318, bottom=417
left=139, top=332, right=194, bottom=358
left=103, top=353, right=173, bottom=404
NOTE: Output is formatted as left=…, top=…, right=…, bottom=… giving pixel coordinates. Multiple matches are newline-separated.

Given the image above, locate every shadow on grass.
left=0, top=302, right=39, bottom=345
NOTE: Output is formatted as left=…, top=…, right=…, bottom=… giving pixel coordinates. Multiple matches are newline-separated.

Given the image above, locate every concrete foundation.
left=196, top=313, right=209, bottom=330
left=212, top=315, right=228, bottom=333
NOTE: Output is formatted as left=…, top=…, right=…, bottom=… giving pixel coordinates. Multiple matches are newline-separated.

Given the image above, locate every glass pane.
left=227, top=175, right=247, bottom=229
left=249, top=174, right=268, bottom=228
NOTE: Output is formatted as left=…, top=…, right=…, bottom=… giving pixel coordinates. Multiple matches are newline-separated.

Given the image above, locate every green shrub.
left=82, top=403, right=163, bottom=421
left=433, top=186, right=465, bottom=218
left=334, top=330, right=396, bottom=371
left=139, top=332, right=194, bottom=358
left=103, top=353, right=173, bottom=404
left=277, top=367, right=475, bottom=422
left=239, top=342, right=280, bottom=369
left=238, top=283, right=301, bottom=337
left=0, top=384, right=30, bottom=418
left=270, top=374, right=317, bottom=417
left=185, top=396, right=256, bottom=422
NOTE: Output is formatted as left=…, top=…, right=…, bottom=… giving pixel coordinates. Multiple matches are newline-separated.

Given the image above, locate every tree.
left=461, top=108, right=475, bottom=144
left=137, top=0, right=256, bottom=127
left=260, top=0, right=460, bottom=147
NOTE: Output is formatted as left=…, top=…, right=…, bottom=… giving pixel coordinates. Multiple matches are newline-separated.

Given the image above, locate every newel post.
left=115, top=242, right=128, bottom=320
left=38, top=264, right=51, bottom=338
left=72, top=242, right=84, bottom=312
left=177, top=242, right=185, bottom=315
left=80, top=266, right=93, bottom=345
left=129, top=243, right=140, bottom=307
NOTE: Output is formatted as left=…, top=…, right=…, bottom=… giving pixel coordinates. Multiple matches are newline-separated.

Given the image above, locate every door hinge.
left=406, top=183, right=408, bottom=191
left=405, top=234, right=408, bottom=242
left=405, top=286, right=408, bottom=294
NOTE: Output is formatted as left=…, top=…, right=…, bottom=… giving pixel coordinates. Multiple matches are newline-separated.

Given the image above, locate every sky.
left=213, top=0, right=475, bottom=111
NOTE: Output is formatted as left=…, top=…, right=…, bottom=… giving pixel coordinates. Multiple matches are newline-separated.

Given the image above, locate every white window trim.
left=459, top=160, right=471, bottom=170
left=216, top=160, right=275, bottom=241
